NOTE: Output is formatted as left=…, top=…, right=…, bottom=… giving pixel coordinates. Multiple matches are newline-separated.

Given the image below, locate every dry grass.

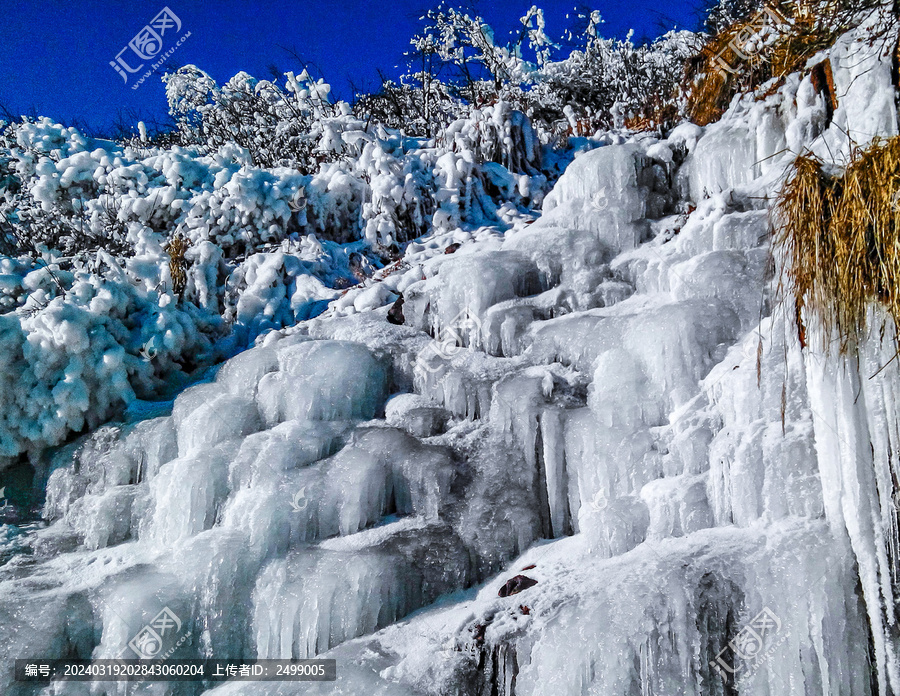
left=686, top=59, right=733, bottom=127
left=686, top=1, right=853, bottom=126
left=776, top=137, right=900, bottom=352
left=166, top=235, right=191, bottom=298
left=624, top=97, right=681, bottom=134
left=769, top=11, right=839, bottom=76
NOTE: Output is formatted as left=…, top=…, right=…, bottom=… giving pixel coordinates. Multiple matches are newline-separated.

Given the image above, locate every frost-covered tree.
left=163, top=65, right=351, bottom=172
left=394, top=6, right=698, bottom=137
left=510, top=21, right=694, bottom=136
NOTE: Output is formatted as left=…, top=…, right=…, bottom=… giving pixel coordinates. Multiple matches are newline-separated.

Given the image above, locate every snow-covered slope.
left=1, top=15, right=899, bottom=696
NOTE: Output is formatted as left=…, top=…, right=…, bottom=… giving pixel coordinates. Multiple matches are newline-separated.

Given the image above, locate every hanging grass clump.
left=776, top=137, right=900, bottom=353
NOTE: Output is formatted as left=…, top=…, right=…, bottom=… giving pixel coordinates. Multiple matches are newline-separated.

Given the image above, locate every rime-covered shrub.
left=0, top=255, right=225, bottom=465
left=442, top=102, right=541, bottom=174
left=164, top=66, right=364, bottom=172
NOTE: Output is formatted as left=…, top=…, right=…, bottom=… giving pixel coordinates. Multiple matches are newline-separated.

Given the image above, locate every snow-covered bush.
left=530, top=24, right=698, bottom=135
left=164, top=66, right=361, bottom=172
left=442, top=102, right=541, bottom=174
left=352, top=77, right=459, bottom=138
left=688, top=0, right=897, bottom=126
left=0, top=256, right=225, bottom=466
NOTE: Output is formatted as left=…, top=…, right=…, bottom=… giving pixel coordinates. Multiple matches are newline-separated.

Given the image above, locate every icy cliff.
left=1, top=14, right=899, bottom=696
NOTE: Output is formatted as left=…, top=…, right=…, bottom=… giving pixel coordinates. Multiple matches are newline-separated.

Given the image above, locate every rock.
left=387, top=295, right=405, bottom=325
left=444, top=243, right=461, bottom=254
left=498, top=574, right=538, bottom=597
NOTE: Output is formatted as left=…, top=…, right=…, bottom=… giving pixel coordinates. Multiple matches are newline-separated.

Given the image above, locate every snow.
left=1, top=12, right=899, bottom=696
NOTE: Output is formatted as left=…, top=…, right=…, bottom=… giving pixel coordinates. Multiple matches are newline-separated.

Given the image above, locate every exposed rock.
left=498, top=575, right=538, bottom=597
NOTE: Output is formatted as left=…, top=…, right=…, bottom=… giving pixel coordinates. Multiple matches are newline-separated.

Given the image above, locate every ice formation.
left=0, top=12, right=899, bottom=696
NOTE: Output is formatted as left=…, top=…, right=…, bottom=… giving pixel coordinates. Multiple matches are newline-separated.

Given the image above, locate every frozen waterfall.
left=1, top=16, right=899, bottom=696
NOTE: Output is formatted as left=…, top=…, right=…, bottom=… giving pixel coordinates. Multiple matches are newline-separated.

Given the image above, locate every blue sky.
left=0, top=1, right=700, bottom=135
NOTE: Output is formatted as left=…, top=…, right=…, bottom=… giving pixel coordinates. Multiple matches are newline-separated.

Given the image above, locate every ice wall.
left=2, top=15, right=899, bottom=696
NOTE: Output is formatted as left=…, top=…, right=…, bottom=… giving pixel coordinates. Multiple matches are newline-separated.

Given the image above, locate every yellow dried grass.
left=687, top=2, right=842, bottom=127
left=776, top=137, right=900, bottom=352
left=166, top=235, right=191, bottom=298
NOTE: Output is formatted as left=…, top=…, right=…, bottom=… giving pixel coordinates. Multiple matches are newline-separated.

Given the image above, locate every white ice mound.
left=256, top=340, right=390, bottom=425
left=252, top=519, right=471, bottom=661
left=384, top=393, right=449, bottom=437
left=404, top=250, right=541, bottom=349
left=540, top=143, right=650, bottom=253
left=502, top=223, right=629, bottom=316
left=683, top=120, right=761, bottom=200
